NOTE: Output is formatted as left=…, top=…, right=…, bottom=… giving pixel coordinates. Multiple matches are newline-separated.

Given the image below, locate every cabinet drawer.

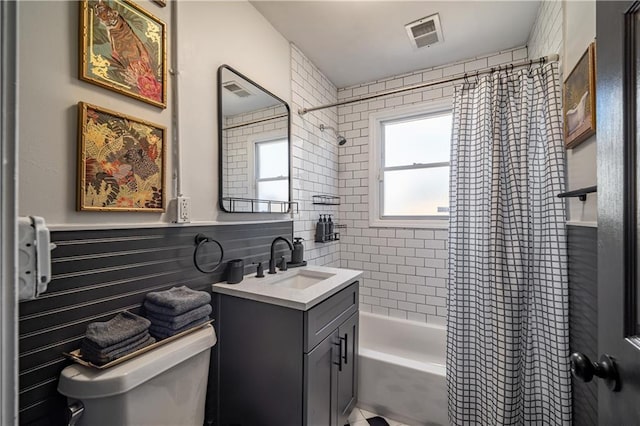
left=304, top=282, right=358, bottom=352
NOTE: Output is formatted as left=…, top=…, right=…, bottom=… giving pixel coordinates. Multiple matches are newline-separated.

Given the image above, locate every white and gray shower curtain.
left=447, top=62, right=571, bottom=425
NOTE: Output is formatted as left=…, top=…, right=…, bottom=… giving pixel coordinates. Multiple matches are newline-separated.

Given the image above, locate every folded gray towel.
left=144, top=286, right=211, bottom=316
left=149, top=316, right=210, bottom=340
left=146, top=304, right=212, bottom=330
left=82, top=330, right=149, bottom=354
left=85, top=311, right=151, bottom=349
left=82, top=334, right=156, bottom=365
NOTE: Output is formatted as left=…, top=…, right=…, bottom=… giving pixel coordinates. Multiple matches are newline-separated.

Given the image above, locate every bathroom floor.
left=347, top=407, right=409, bottom=426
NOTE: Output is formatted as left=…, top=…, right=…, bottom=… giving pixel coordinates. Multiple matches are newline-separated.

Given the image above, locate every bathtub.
left=358, top=312, right=447, bottom=426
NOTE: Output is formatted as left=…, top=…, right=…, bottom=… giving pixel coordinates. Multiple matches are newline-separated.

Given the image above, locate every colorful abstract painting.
left=78, top=102, right=166, bottom=212
left=80, top=0, right=166, bottom=108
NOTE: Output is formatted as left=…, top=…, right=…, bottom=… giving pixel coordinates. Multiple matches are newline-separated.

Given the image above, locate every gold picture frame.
left=80, top=0, right=167, bottom=108
left=77, top=102, right=166, bottom=212
left=563, top=42, right=596, bottom=149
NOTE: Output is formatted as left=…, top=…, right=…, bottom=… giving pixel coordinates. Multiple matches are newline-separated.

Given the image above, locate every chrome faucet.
left=269, top=236, right=294, bottom=274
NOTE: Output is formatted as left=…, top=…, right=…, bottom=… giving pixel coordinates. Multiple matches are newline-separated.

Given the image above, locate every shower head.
left=319, top=123, right=348, bottom=146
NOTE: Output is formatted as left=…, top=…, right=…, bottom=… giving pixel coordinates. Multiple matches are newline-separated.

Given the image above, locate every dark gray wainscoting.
left=18, top=221, right=292, bottom=426
left=567, top=225, right=598, bottom=426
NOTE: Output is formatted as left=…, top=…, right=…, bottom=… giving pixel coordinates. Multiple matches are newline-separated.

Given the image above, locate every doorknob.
left=569, top=352, right=621, bottom=392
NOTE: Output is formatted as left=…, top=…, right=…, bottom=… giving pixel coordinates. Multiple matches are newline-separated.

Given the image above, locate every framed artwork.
left=77, top=102, right=166, bottom=212
left=80, top=0, right=167, bottom=108
left=563, top=42, right=596, bottom=149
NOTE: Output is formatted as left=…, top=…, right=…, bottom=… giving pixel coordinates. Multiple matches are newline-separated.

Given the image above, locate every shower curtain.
left=446, top=62, right=571, bottom=425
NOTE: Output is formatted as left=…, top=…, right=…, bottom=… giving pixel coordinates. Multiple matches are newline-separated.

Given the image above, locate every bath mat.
left=366, top=417, right=390, bottom=426
left=346, top=416, right=390, bottom=426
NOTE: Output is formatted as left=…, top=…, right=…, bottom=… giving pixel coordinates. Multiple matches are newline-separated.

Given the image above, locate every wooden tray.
left=63, top=320, right=214, bottom=370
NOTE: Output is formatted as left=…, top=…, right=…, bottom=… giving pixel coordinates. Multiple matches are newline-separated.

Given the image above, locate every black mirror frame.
left=217, top=64, right=292, bottom=213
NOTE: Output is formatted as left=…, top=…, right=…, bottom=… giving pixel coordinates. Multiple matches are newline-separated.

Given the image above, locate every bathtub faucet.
left=269, top=236, right=293, bottom=274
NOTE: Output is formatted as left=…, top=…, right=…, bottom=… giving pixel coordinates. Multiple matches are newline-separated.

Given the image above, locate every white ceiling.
left=251, top=1, right=541, bottom=88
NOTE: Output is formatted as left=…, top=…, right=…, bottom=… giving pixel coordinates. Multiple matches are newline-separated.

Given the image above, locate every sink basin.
left=271, top=269, right=336, bottom=290
left=212, top=265, right=362, bottom=310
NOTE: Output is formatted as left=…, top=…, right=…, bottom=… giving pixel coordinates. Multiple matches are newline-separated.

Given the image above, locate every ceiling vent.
left=222, top=80, right=253, bottom=98
left=405, top=13, right=443, bottom=49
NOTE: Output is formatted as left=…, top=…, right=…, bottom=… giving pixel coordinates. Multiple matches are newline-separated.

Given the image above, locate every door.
left=336, top=312, right=358, bottom=425
left=305, top=330, right=338, bottom=426
left=0, top=1, right=18, bottom=424
left=591, top=1, right=640, bottom=422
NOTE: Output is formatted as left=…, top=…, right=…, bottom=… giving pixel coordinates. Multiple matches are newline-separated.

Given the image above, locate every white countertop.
left=212, top=265, right=363, bottom=310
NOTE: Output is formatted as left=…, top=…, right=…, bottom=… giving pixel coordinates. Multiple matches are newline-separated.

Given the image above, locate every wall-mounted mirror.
left=218, top=65, right=291, bottom=213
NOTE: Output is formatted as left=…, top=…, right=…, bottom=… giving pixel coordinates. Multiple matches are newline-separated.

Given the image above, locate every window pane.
left=257, top=179, right=288, bottom=202
left=383, top=113, right=452, bottom=167
left=383, top=167, right=449, bottom=216
left=257, top=139, right=288, bottom=179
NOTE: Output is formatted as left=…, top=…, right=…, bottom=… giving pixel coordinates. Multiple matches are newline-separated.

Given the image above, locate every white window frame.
left=368, top=99, right=452, bottom=229
left=247, top=131, right=288, bottom=201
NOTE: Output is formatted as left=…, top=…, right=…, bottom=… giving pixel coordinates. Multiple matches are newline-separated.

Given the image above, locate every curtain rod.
left=222, top=113, right=288, bottom=131
left=298, top=53, right=560, bottom=116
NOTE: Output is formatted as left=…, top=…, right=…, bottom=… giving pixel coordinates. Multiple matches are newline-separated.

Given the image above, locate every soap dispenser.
left=255, top=262, right=264, bottom=278
left=315, top=215, right=326, bottom=242
left=292, top=238, right=305, bottom=264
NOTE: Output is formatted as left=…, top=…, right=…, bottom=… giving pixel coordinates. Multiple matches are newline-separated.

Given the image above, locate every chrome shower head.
left=319, top=123, right=348, bottom=146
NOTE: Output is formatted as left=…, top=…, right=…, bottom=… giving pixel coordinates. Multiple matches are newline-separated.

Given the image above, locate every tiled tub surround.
left=527, top=0, right=563, bottom=62
left=336, top=46, right=528, bottom=324
left=290, top=44, right=341, bottom=267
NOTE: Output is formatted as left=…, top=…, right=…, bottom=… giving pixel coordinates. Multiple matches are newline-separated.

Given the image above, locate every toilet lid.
left=58, top=325, right=216, bottom=399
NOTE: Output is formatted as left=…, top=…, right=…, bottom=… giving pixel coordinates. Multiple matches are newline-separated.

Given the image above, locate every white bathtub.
left=358, top=312, right=447, bottom=426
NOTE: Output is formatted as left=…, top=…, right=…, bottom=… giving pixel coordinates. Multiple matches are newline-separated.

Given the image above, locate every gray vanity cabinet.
left=337, top=311, right=358, bottom=421
left=305, top=310, right=358, bottom=426
left=305, top=329, right=338, bottom=425
left=216, top=281, right=359, bottom=426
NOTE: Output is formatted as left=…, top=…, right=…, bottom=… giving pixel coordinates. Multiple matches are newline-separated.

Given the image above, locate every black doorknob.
left=569, top=352, right=620, bottom=392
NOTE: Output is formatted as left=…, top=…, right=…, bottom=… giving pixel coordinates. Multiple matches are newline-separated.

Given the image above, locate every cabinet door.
left=305, top=330, right=339, bottom=426
left=337, top=312, right=359, bottom=424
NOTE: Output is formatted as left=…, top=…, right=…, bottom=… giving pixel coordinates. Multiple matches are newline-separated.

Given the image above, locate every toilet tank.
left=58, top=325, right=216, bottom=426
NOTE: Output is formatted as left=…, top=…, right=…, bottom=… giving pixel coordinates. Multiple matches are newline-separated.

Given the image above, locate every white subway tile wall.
left=291, top=44, right=341, bottom=266
left=336, top=46, right=526, bottom=325
left=527, top=1, right=563, bottom=61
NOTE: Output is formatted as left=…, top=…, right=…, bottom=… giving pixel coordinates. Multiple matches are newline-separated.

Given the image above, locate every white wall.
left=18, top=1, right=291, bottom=226
left=179, top=1, right=291, bottom=223
left=563, top=1, right=596, bottom=224
left=337, top=47, right=527, bottom=324
left=528, top=0, right=597, bottom=224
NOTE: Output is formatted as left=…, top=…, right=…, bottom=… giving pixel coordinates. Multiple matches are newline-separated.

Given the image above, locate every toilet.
left=58, top=325, right=216, bottom=426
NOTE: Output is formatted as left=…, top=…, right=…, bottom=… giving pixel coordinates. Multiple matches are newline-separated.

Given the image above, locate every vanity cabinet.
left=305, top=310, right=358, bottom=425
left=215, top=281, right=359, bottom=426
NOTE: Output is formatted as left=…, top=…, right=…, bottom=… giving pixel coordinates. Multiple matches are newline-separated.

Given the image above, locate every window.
left=369, top=100, right=452, bottom=228
left=254, top=138, right=288, bottom=202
